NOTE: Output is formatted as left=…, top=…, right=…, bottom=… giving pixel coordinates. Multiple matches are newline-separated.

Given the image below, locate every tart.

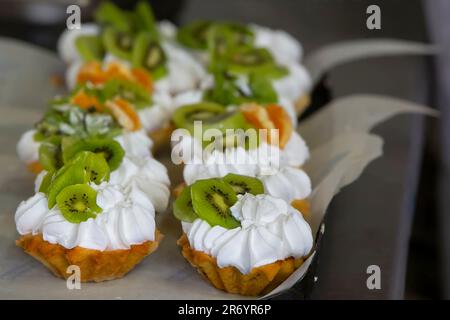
left=15, top=141, right=170, bottom=281
left=173, top=176, right=313, bottom=296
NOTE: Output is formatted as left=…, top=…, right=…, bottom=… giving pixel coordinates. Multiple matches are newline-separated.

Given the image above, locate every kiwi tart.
left=173, top=175, right=313, bottom=296
left=15, top=144, right=167, bottom=281
left=61, top=1, right=169, bottom=80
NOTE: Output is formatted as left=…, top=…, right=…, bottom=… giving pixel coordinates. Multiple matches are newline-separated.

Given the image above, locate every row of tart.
left=15, top=1, right=314, bottom=296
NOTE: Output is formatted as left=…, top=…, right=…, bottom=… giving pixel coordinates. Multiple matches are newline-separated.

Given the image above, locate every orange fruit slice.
left=76, top=61, right=106, bottom=85
left=76, top=61, right=153, bottom=94
left=27, top=161, right=43, bottom=174
left=266, top=104, right=293, bottom=149
left=131, top=68, right=153, bottom=92
left=70, top=89, right=104, bottom=112
left=106, top=97, right=141, bottom=131
left=241, top=103, right=292, bottom=149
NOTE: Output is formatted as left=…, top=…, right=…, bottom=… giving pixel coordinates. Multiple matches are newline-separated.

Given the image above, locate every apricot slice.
left=266, top=104, right=293, bottom=149
left=27, top=161, right=43, bottom=174
left=105, top=97, right=141, bottom=131
left=76, top=61, right=152, bottom=93
left=70, top=90, right=104, bottom=112
left=241, top=103, right=292, bottom=148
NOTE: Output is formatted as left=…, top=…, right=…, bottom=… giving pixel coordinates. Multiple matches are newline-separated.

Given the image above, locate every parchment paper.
left=0, top=38, right=437, bottom=299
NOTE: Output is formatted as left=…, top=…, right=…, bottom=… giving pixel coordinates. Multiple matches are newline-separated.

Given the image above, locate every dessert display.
left=14, top=1, right=315, bottom=293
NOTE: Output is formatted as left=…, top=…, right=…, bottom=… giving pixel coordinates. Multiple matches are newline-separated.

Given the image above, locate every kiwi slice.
left=102, top=79, right=151, bottom=106
left=173, top=186, right=198, bottom=223
left=177, top=20, right=213, bottom=49
left=173, top=102, right=223, bottom=130
left=223, top=22, right=254, bottom=47
left=46, top=161, right=87, bottom=208
left=248, top=73, right=278, bottom=103
left=75, top=35, right=104, bottom=62
left=173, top=102, right=251, bottom=134
left=38, top=140, right=62, bottom=172
left=47, top=151, right=110, bottom=208
left=62, top=138, right=124, bottom=171
left=211, top=128, right=260, bottom=151
left=132, top=32, right=167, bottom=80
left=70, top=151, right=110, bottom=184
left=102, top=27, right=134, bottom=61
left=253, top=64, right=289, bottom=79
left=95, top=1, right=132, bottom=32
left=190, top=178, right=240, bottom=229
left=134, top=1, right=159, bottom=40
left=38, top=171, right=55, bottom=194
left=223, top=173, right=264, bottom=195
left=56, top=184, right=102, bottom=223
left=221, top=47, right=288, bottom=79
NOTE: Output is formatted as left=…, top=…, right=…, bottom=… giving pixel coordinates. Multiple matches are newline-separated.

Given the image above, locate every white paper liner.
left=304, top=38, right=437, bottom=85
left=0, top=38, right=438, bottom=299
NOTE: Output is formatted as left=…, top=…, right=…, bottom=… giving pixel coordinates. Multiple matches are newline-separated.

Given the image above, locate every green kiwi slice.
left=177, top=20, right=213, bottom=49
left=62, top=138, right=124, bottom=171
left=132, top=32, right=167, bottom=80
left=46, top=161, right=88, bottom=208
left=223, top=173, right=264, bottom=195
left=173, top=102, right=223, bottom=130
left=102, top=27, right=134, bottom=61
left=47, top=151, right=110, bottom=208
left=134, top=1, right=159, bottom=40
left=190, top=178, right=240, bottom=229
left=56, top=184, right=102, bottom=223
left=173, top=186, right=198, bottom=223
left=74, top=35, right=104, bottom=62
left=38, top=140, right=62, bottom=172
left=220, top=47, right=288, bottom=79
left=38, top=171, right=55, bottom=194
left=173, top=102, right=252, bottom=134
left=223, top=22, right=254, bottom=47
left=102, top=79, right=151, bottom=107
left=95, top=1, right=132, bottom=32
left=70, top=151, right=110, bottom=184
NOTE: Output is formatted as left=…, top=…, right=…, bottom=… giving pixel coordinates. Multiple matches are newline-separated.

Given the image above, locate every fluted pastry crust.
left=16, top=230, right=163, bottom=282
left=178, top=234, right=304, bottom=296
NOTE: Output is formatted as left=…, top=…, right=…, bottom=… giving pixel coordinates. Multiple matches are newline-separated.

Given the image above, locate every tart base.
left=16, top=230, right=163, bottom=282
left=177, top=234, right=304, bottom=296
left=27, top=161, right=43, bottom=175
left=149, top=123, right=175, bottom=154
left=294, top=94, right=311, bottom=116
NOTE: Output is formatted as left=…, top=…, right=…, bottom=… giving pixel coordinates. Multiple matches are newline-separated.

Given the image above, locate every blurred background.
left=0, top=0, right=445, bottom=299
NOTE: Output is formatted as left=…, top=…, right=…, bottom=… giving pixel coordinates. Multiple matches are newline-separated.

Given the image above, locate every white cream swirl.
left=17, top=130, right=40, bottom=164
left=114, top=129, right=153, bottom=158
left=251, top=24, right=303, bottom=63
left=176, top=132, right=311, bottom=203
left=15, top=182, right=158, bottom=251
left=182, top=193, right=313, bottom=274
left=153, top=42, right=207, bottom=95
left=272, top=62, right=312, bottom=103
left=109, top=156, right=170, bottom=212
